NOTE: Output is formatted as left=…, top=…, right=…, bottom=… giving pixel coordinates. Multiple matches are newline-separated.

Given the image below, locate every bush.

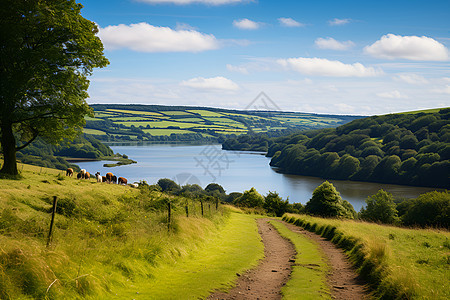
left=234, top=187, right=264, bottom=208
left=360, top=190, right=400, bottom=224
left=264, top=191, right=289, bottom=217
left=305, top=181, right=355, bottom=218
left=402, top=191, right=450, bottom=227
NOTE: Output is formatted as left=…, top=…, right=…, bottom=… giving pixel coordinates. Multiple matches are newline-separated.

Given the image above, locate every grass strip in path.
left=270, top=220, right=331, bottom=300
left=113, top=212, right=263, bottom=299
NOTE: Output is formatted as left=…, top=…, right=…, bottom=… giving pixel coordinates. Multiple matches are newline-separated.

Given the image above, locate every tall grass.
left=283, top=214, right=450, bottom=299
left=0, top=164, right=233, bottom=299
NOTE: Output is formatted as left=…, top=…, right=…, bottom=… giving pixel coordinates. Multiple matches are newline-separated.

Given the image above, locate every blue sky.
left=81, top=0, right=450, bottom=115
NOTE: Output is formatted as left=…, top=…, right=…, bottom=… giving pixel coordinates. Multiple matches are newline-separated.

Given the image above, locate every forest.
left=223, top=108, right=450, bottom=188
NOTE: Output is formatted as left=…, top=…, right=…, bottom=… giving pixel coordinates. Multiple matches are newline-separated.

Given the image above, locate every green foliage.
left=157, top=178, right=180, bottom=193
left=234, top=187, right=265, bottom=208
left=360, top=190, right=400, bottom=224
left=267, top=109, right=449, bottom=188
left=0, top=0, right=109, bottom=175
left=402, top=191, right=450, bottom=227
left=263, top=191, right=289, bottom=217
left=305, top=181, right=355, bottom=218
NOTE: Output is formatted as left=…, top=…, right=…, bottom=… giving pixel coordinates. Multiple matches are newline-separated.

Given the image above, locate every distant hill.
left=224, top=108, right=449, bottom=188
left=85, top=104, right=362, bottom=143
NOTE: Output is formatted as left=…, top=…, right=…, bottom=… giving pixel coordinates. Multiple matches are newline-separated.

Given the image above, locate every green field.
left=85, top=104, right=361, bottom=142
left=284, top=214, right=450, bottom=299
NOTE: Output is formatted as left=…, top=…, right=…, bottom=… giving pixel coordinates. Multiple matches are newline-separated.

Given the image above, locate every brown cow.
left=84, top=172, right=91, bottom=180
left=118, top=177, right=127, bottom=185
left=102, top=176, right=107, bottom=183
left=105, top=172, right=114, bottom=183
left=111, top=175, right=117, bottom=184
left=66, top=168, right=74, bottom=177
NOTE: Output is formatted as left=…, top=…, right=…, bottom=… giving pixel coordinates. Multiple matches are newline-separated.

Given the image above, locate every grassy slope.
left=284, top=214, right=450, bottom=299
left=0, top=165, right=263, bottom=299
left=116, top=212, right=264, bottom=299
left=270, top=220, right=331, bottom=300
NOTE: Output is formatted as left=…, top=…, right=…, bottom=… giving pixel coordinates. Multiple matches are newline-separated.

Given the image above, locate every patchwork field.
left=84, top=104, right=361, bottom=142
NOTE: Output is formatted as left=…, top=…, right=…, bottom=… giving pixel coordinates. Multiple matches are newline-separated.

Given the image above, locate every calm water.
left=76, top=143, right=440, bottom=211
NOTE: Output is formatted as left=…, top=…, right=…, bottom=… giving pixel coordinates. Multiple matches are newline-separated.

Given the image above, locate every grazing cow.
left=66, top=168, right=74, bottom=177
left=102, top=176, right=107, bottom=183
left=95, top=172, right=102, bottom=183
left=111, top=175, right=117, bottom=184
left=105, top=172, right=114, bottom=183
left=80, top=169, right=87, bottom=179
left=118, top=177, right=127, bottom=185
left=130, top=183, right=139, bottom=188
left=77, top=172, right=82, bottom=179
left=84, top=172, right=91, bottom=180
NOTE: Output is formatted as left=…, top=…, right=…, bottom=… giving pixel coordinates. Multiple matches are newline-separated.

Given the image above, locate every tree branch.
left=16, top=129, right=39, bottom=151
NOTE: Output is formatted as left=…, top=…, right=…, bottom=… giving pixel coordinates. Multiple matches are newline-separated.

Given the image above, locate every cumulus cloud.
left=98, top=22, right=219, bottom=52
left=233, top=18, right=261, bottom=30
left=226, top=64, right=249, bottom=74
left=315, top=37, right=355, bottom=50
left=364, top=34, right=449, bottom=61
left=278, top=17, right=304, bottom=27
left=376, top=90, right=408, bottom=99
left=277, top=57, right=382, bottom=77
left=180, top=76, right=240, bottom=91
left=136, top=0, right=250, bottom=5
left=328, top=18, right=351, bottom=26
left=394, top=73, right=429, bottom=85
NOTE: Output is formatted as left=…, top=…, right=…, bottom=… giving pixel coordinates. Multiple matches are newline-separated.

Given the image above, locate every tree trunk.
left=0, top=122, right=18, bottom=176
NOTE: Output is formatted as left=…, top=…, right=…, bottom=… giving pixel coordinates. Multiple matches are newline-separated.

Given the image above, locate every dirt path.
left=208, top=218, right=296, bottom=300
left=282, top=221, right=369, bottom=300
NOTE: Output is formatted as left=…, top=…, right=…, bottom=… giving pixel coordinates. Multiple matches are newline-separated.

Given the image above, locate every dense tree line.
left=224, top=109, right=449, bottom=188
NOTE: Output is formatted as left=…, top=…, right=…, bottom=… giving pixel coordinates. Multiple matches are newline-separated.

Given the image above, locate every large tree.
left=0, top=0, right=108, bottom=176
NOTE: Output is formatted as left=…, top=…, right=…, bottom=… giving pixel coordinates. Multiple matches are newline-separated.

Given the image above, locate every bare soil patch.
left=208, top=218, right=296, bottom=300
left=282, top=221, right=369, bottom=300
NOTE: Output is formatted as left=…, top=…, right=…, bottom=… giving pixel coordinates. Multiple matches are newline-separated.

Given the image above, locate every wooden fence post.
left=200, top=200, right=204, bottom=217
left=47, top=196, right=58, bottom=247
left=215, top=198, right=219, bottom=210
left=167, top=201, right=171, bottom=231
left=185, top=200, right=189, bottom=218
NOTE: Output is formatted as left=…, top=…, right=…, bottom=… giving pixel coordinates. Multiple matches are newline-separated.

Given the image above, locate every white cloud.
left=277, top=57, right=382, bottom=77
left=376, top=90, right=408, bottom=99
left=431, top=85, right=450, bottom=94
left=175, top=22, right=197, bottom=31
left=233, top=18, right=261, bottom=30
left=98, top=22, right=219, bottom=52
left=136, top=0, right=250, bottom=5
left=364, top=34, right=449, bottom=61
left=180, top=76, right=240, bottom=91
left=328, top=18, right=351, bottom=26
left=394, top=73, right=429, bottom=85
left=315, top=37, right=355, bottom=51
left=226, top=64, right=249, bottom=74
left=278, top=17, right=304, bottom=27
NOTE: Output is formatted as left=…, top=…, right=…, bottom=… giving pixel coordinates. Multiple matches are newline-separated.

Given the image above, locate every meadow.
left=0, top=164, right=265, bottom=299
left=283, top=214, right=450, bottom=299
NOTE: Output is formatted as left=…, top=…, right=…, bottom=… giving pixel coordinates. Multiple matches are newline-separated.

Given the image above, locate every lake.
left=76, top=143, right=440, bottom=211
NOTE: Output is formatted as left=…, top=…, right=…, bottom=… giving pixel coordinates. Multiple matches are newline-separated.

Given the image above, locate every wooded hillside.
left=224, top=108, right=449, bottom=188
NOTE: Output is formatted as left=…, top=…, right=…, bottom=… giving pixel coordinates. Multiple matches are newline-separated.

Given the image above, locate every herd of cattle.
left=65, top=168, right=129, bottom=185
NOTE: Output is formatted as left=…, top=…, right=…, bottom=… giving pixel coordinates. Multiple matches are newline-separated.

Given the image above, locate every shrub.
left=402, top=191, right=450, bottom=227
left=360, top=190, right=400, bottom=224
left=305, top=181, right=355, bottom=218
